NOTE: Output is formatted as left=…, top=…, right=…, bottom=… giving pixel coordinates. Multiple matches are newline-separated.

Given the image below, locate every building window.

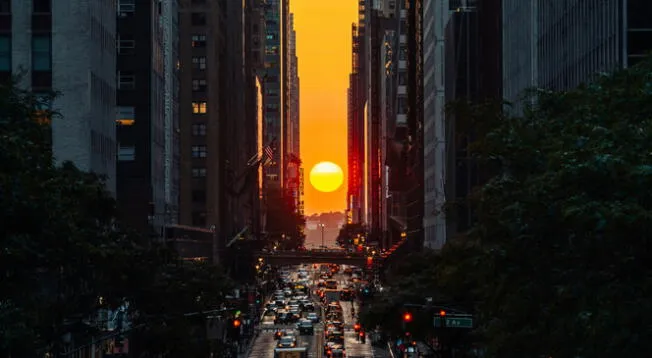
left=192, top=167, right=207, bottom=177
left=32, top=35, right=51, bottom=71
left=397, top=96, right=407, bottom=114
left=0, top=35, right=10, bottom=71
left=192, top=212, right=206, bottom=226
left=118, top=0, right=135, bottom=13
left=118, top=145, right=135, bottom=161
left=192, top=190, right=206, bottom=203
left=399, top=45, right=407, bottom=61
left=192, top=56, right=206, bottom=70
left=118, top=71, right=135, bottom=90
left=398, top=72, right=407, bottom=85
left=33, top=0, right=51, bottom=13
left=192, top=79, right=207, bottom=92
left=116, top=106, right=135, bottom=126
left=117, top=35, right=135, bottom=55
left=192, top=35, right=206, bottom=48
left=192, top=145, right=207, bottom=158
left=192, top=101, right=207, bottom=114
left=191, top=13, right=207, bottom=26
left=192, top=123, right=206, bottom=136
left=0, top=0, right=10, bottom=13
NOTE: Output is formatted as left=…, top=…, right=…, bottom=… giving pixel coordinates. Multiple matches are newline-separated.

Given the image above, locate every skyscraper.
left=288, top=13, right=300, bottom=158
left=346, top=2, right=367, bottom=225
left=422, top=0, right=451, bottom=249
left=503, top=0, right=652, bottom=107
left=116, top=0, right=180, bottom=236
left=2, top=0, right=117, bottom=194
left=178, top=0, right=224, bottom=229
left=262, top=0, right=286, bottom=189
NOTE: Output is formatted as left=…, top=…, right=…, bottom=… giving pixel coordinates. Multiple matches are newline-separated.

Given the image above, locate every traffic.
left=247, top=263, right=375, bottom=358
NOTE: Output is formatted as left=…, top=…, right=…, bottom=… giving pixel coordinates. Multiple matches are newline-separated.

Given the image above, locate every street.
left=246, top=264, right=375, bottom=357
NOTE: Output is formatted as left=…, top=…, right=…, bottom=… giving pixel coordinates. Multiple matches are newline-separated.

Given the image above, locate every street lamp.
left=319, top=224, right=325, bottom=248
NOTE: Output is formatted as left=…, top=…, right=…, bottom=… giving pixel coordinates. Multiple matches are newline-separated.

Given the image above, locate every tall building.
left=503, top=0, right=652, bottom=107
left=262, top=0, right=286, bottom=189
left=178, top=0, right=223, bottom=231
left=219, top=0, right=249, bottom=241
left=422, top=0, right=450, bottom=249
left=246, top=0, right=268, bottom=237
left=285, top=12, right=302, bottom=214
left=346, top=2, right=367, bottom=225
left=1, top=0, right=117, bottom=193
left=288, top=13, right=300, bottom=158
left=116, top=0, right=180, bottom=236
left=422, top=0, right=501, bottom=249
left=403, top=0, right=425, bottom=249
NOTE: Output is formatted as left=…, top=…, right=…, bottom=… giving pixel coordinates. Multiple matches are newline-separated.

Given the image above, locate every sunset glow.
left=291, top=1, right=357, bottom=214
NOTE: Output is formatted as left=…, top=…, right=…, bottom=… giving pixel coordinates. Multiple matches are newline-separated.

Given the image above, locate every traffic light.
left=233, top=319, right=242, bottom=328
left=403, top=312, right=413, bottom=323
left=354, top=323, right=361, bottom=332
left=439, top=310, right=446, bottom=317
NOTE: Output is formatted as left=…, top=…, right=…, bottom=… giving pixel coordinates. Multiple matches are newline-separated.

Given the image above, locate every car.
left=297, top=320, right=314, bottom=335
left=274, top=311, right=292, bottom=324
left=277, top=336, right=297, bottom=348
left=274, top=329, right=293, bottom=340
left=307, top=312, right=320, bottom=323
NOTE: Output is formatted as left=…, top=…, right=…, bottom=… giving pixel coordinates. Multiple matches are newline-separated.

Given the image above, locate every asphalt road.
left=247, top=265, right=374, bottom=358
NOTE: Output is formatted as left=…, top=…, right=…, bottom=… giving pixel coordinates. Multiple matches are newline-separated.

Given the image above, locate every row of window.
left=0, top=35, right=51, bottom=72
left=119, top=145, right=210, bottom=161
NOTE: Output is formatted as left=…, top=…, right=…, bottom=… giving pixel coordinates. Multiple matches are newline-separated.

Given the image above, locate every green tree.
left=440, top=58, right=652, bottom=357
left=336, top=222, right=365, bottom=246
left=266, top=188, right=306, bottom=250
left=0, top=80, right=233, bottom=357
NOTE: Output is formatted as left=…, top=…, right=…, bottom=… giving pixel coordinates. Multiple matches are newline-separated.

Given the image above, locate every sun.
left=309, top=161, right=344, bottom=193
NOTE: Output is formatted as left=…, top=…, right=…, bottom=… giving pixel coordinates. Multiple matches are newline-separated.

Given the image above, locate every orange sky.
left=291, top=0, right=357, bottom=215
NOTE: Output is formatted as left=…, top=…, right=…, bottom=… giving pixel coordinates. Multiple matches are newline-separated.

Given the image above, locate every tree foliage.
left=368, top=59, right=652, bottom=357
left=336, top=222, right=365, bottom=246
left=0, top=81, right=233, bottom=356
left=266, top=188, right=306, bottom=250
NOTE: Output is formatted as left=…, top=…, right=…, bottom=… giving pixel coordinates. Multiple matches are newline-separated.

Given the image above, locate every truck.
left=322, top=289, right=341, bottom=303
left=274, top=347, right=308, bottom=358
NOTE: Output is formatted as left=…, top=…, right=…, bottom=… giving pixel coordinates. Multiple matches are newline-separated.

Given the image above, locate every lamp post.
left=319, top=224, right=325, bottom=248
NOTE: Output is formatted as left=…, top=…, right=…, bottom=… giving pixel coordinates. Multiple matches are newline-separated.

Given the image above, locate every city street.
left=247, top=264, right=375, bottom=357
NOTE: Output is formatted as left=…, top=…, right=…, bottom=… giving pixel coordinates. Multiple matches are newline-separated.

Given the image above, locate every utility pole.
left=320, top=224, right=325, bottom=247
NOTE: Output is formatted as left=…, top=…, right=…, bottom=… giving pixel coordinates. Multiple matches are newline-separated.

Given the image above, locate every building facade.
left=262, top=0, right=286, bottom=189
left=503, top=0, right=652, bottom=108
left=2, top=0, right=117, bottom=194
left=346, top=1, right=368, bottom=225
left=116, top=0, right=179, bottom=236
left=178, top=0, right=223, bottom=231
left=288, top=13, right=300, bottom=158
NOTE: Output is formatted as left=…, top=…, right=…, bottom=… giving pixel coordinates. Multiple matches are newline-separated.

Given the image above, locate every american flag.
left=263, top=145, right=274, bottom=165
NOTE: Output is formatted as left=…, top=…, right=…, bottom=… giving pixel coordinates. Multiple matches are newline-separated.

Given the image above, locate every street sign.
left=433, top=315, right=473, bottom=328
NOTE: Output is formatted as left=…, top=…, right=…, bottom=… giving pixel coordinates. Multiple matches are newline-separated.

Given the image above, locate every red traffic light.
left=354, top=323, right=361, bottom=331
left=403, top=312, right=413, bottom=322
left=233, top=319, right=241, bottom=328
left=439, top=310, right=446, bottom=317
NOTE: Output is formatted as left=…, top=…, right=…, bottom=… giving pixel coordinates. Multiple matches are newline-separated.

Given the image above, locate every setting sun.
left=309, top=162, right=344, bottom=193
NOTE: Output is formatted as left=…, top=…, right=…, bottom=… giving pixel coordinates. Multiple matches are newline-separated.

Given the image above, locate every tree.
left=0, top=80, right=233, bottom=357
left=336, top=222, right=365, bottom=246
left=265, top=188, right=306, bottom=250
left=438, top=58, right=652, bottom=357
